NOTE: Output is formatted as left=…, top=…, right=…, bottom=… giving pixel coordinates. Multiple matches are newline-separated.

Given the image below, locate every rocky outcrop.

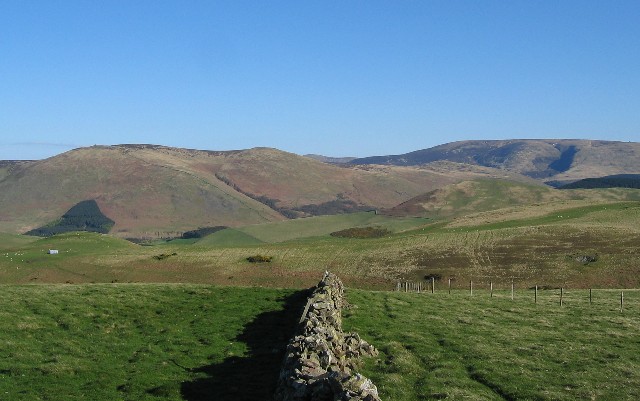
left=275, top=272, right=381, bottom=401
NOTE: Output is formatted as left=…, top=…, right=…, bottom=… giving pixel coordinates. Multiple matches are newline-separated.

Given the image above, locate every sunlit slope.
left=2, top=200, right=640, bottom=288
left=0, top=144, right=533, bottom=237
left=0, top=146, right=285, bottom=236
left=234, top=211, right=430, bottom=243
left=388, top=178, right=640, bottom=219
left=198, top=148, right=535, bottom=213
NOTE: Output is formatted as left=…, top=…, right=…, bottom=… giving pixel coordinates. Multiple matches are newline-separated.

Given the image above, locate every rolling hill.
left=0, top=144, right=530, bottom=238
left=384, top=178, right=640, bottom=224
left=351, top=139, right=640, bottom=183
left=3, top=140, right=639, bottom=238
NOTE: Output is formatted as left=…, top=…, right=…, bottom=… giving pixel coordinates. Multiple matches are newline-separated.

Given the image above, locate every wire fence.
left=395, top=279, right=634, bottom=311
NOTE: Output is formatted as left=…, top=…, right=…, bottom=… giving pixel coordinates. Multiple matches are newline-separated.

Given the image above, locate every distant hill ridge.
left=1, top=139, right=639, bottom=238
left=351, top=139, right=640, bottom=182
left=0, top=144, right=529, bottom=237
left=303, top=154, right=356, bottom=164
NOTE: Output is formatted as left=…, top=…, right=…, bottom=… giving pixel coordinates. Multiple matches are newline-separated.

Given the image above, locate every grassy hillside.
left=387, top=178, right=640, bottom=220
left=234, top=211, right=430, bottom=243
left=387, top=179, right=552, bottom=218
left=1, top=200, right=640, bottom=289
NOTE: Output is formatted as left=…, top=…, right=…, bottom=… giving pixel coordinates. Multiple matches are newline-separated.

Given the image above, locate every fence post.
left=535, top=285, right=538, bottom=304
left=621, top=291, right=624, bottom=312
left=432, top=277, right=435, bottom=294
left=560, top=287, right=564, bottom=306
left=405, top=281, right=408, bottom=293
left=448, top=278, right=451, bottom=295
left=511, top=281, right=514, bottom=300
left=490, top=281, right=493, bottom=298
left=470, top=280, right=473, bottom=296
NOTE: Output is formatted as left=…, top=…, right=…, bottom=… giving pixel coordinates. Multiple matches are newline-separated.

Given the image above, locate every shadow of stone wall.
left=181, top=290, right=310, bottom=401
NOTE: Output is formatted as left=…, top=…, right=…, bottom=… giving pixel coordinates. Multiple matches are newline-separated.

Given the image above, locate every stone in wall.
left=275, top=272, right=382, bottom=401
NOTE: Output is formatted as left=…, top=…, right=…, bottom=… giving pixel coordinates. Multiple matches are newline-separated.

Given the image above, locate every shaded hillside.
left=352, top=139, right=640, bottom=181
left=0, top=145, right=531, bottom=237
left=559, top=174, right=640, bottom=189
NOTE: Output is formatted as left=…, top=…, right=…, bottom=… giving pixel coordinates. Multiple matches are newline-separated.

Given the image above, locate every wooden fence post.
left=621, top=291, right=624, bottom=312
left=470, top=280, right=473, bottom=296
left=535, top=285, right=538, bottom=304
left=490, top=281, right=493, bottom=298
left=560, top=287, right=564, bottom=306
left=589, top=288, right=592, bottom=305
left=432, top=277, right=435, bottom=294
left=448, top=278, right=451, bottom=295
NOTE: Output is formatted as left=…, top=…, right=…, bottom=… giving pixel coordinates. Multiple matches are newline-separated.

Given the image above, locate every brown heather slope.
left=0, top=146, right=285, bottom=237
left=0, top=145, right=535, bottom=237
left=208, top=149, right=536, bottom=211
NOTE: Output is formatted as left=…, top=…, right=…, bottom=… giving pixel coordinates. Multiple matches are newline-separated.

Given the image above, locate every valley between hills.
left=1, top=139, right=640, bottom=289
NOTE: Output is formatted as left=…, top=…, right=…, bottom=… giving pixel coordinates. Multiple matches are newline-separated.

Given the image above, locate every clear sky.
left=1, top=1, right=639, bottom=160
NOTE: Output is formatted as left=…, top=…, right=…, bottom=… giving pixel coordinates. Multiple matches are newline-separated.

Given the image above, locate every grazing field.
left=0, top=284, right=307, bottom=401
left=3, top=284, right=639, bottom=401
left=234, top=211, right=430, bottom=243
left=343, top=289, right=640, bottom=401
left=1, top=200, right=640, bottom=289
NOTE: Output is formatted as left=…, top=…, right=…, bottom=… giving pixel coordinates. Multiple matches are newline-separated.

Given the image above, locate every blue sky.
left=1, top=1, right=639, bottom=160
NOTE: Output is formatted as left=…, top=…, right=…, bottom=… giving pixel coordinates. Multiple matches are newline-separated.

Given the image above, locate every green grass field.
left=234, top=211, right=430, bottom=243
left=344, top=289, right=640, bottom=400
left=0, top=284, right=307, bottom=401
left=2, top=284, right=639, bottom=400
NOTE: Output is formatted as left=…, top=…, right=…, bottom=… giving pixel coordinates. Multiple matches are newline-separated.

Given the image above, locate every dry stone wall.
left=275, top=272, right=382, bottom=401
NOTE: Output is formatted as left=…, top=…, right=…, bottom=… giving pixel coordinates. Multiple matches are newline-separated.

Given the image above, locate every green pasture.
left=233, top=211, right=430, bottom=243
left=449, top=201, right=640, bottom=232
left=0, top=200, right=639, bottom=289
left=0, top=284, right=306, bottom=401
left=2, top=284, right=639, bottom=400
left=0, top=232, right=38, bottom=249
left=344, top=288, right=640, bottom=401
